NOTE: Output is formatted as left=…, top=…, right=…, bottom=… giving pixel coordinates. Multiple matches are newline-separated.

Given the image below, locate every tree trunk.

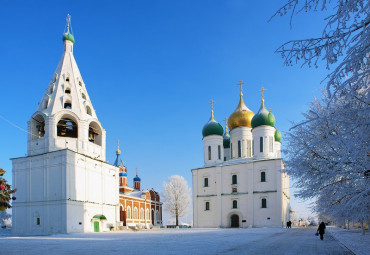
left=176, top=213, right=179, bottom=227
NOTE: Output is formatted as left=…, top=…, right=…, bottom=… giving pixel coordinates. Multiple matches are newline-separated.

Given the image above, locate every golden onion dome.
left=228, top=93, right=254, bottom=130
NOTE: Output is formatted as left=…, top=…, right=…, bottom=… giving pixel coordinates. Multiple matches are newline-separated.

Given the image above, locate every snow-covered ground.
left=0, top=227, right=368, bottom=255
left=327, top=227, right=369, bottom=255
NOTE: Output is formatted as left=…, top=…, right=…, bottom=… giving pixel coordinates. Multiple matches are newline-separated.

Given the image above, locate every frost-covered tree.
left=162, top=175, right=191, bottom=227
left=272, top=0, right=370, bottom=233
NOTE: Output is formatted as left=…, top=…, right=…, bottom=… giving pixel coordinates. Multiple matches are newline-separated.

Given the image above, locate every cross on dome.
left=209, top=99, right=215, bottom=118
left=259, top=87, right=267, bottom=99
left=237, top=80, right=245, bottom=96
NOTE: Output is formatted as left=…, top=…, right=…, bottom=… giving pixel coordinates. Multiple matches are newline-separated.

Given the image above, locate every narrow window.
left=204, top=177, right=208, bottom=187
left=224, top=157, right=226, bottom=161
left=232, top=200, right=237, bottom=209
left=238, top=140, right=241, bottom=158
left=36, top=217, right=41, bottom=225
left=86, top=106, right=92, bottom=116
left=79, top=81, right=82, bottom=86
left=247, top=140, right=251, bottom=157
left=65, top=88, right=71, bottom=94
left=260, top=137, right=263, bottom=152
left=208, top=146, right=211, bottom=160
left=218, top=145, right=221, bottom=160
left=261, top=172, right=266, bottom=182
left=82, top=93, right=86, bottom=100
left=230, top=143, right=233, bottom=159
left=205, top=202, right=210, bottom=211
left=262, top=198, right=267, bottom=208
left=64, top=102, right=72, bottom=109
left=232, top=174, right=237, bottom=185
left=269, top=136, right=273, bottom=153
left=66, top=77, right=70, bottom=82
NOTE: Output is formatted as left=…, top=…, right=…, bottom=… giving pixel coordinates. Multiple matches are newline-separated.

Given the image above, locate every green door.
left=94, top=221, right=99, bottom=232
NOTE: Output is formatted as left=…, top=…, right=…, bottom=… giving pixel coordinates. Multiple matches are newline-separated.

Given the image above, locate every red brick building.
left=114, top=145, right=162, bottom=228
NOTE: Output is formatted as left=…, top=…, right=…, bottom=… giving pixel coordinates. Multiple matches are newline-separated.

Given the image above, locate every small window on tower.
left=205, top=202, right=210, bottom=211
left=238, top=140, right=241, bottom=158
left=65, top=88, right=71, bottom=94
left=260, top=137, right=264, bottom=152
left=218, top=145, right=221, bottom=160
left=204, top=177, right=208, bottom=187
left=64, top=102, right=72, bottom=109
left=79, top=81, right=82, bottom=86
left=208, top=146, right=211, bottom=160
left=232, top=174, right=237, bottom=185
left=36, top=217, right=41, bottom=225
left=82, top=93, right=86, bottom=100
left=262, top=198, right=267, bottom=208
left=66, top=77, right=70, bottom=82
left=261, top=172, right=266, bottom=182
left=232, top=200, right=237, bottom=209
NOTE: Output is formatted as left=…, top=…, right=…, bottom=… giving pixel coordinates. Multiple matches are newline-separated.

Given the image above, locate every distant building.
left=114, top=144, right=162, bottom=228
left=192, top=83, right=290, bottom=228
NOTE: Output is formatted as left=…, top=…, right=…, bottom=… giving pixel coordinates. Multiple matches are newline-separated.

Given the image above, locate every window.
left=32, top=114, right=45, bottom=138
left=79, top=81, right=82, bottom=86
left=49, top=85, right=54, bottom=94
left=232, top=200, right=237, bottom=209
left=204, top=177, right=208, bottom=187
left=57, top=117, right=78, bottom=138
left=82, top=93, right=86, bottom=100
left=230, top=143, right=233, bottom=159
left=134, top=207, right=138, bottom=219
left=262, top=198, right=267, bottom=208
left=127, top=207, right=131, bottom=219
left=86, top=106, right=92, bottom=116
left=261, top=172, right=266, bottom=182
left=232, top=187, right=237, bottom=193
left=141, top=208, right=144, bottom=220
left=238, top=140, right=241, bottom=158
left=64, top=101, right=72, bottom=109
left=208, top=146, right=211, bottom=160
left=260, top=137, right=263, bottom=152
left=232, top=175, right=237, bottom=185
left=66, top=77, right=70, bottom=82
left=218, top=145, right=221, bottom=160
left=247, top=140, right=251, bottom=157
left=36, top=217, right=41, bottom=225
left=88, top=122, right=102, bottom=145
left=65, top=88, right=71, bottom=94
left=205, top=202, right=210, bottom=211
left=269, top=136, right=273, bottom=153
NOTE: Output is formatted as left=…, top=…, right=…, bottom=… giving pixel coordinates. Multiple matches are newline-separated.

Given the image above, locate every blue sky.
left=1, top=0, right=331, bottom=219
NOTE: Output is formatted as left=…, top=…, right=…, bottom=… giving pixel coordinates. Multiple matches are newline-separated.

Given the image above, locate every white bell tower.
left=28, top=14, right=106, bottom=160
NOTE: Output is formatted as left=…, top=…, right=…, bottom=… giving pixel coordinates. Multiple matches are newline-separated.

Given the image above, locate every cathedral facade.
left=192, top=83, right=290, bottom=228
left=11, top=16, right=161, bottom=235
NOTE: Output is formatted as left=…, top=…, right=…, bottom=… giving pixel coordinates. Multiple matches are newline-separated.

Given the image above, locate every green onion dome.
left=223, top=125, right=230, bottom=148
left=275, top=129, right=282, bottom=143
left=63, top=30, right=75, bottom=44
left=202, top=113, right=224, bottom=138
left=251, top=99, right=276, bottom=128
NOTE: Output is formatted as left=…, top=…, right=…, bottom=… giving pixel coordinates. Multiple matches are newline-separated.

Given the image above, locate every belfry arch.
left=31, top=114, right=46, bottom=139
left=57, top=115, right=78, bottom=138
left=88, top=121, right=102, bottom=145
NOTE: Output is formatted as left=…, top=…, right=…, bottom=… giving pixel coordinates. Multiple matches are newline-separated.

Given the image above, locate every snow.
left=0, top=226, right=368, bottom=255
left=327, top=226, right=370, bottom=255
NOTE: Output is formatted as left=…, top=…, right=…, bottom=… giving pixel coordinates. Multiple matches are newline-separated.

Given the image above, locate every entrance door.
left=94, top=221, right=99, bottom=232
left=151, top=210, right=154, bottom=225
left=231, top=214, right=239, bottom=228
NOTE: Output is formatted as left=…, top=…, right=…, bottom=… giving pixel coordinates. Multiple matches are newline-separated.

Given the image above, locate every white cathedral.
left=192, top=82, right=290, bottom=228
left=11, top=17, right=119, bottom=235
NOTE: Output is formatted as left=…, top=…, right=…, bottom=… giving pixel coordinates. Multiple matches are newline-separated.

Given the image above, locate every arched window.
left=232, top=200, right=237, bottom=209
left=31, top=115, right=45, bottom=139
left=57, top=117, right=78, bottom=138
left=88, top=121, right=102, bottom=145
left=65, top=88, right=71, bottom=94
left=134, top=207, right=138, bottom=219
left=232, top=175, right=237, bottom=185
left=82, top=93, right=86, bottom=100
left=208, top=146, right=211, bottom=160
left=261, top=198, right=267, bottom=208
left=260, top=137, right=263, bottom=152
left=64, top=101, right=72, bottom=109
left=86, top=106, right=92, bottom=116
left=43, top=99, right=49, bottom=109
left=66, top=77, right=70, bottom=82
left=238, top=140, right=241, bottom=157
left=79, top=81, right=82, bottom=86
left=127, top=206, right=131, bottom=219
left=261, top=172, right=266, bottom=182
left=140, top=208, right=144, bottom=220
left=218, top=145, right=221, bottom=160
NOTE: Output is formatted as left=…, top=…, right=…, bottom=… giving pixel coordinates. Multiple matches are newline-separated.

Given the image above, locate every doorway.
left=94, top=221, right=99, bottom=232
left=231, top=214, right=239, bottom=228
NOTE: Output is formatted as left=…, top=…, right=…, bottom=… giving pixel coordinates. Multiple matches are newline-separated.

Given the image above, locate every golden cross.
left=269, top=108, right=273, bottom=112
left=136, top=168, right=138, bottom=176
left=259, top=87, right=267, bottom=99
left=66, top=14, right=71, bottom=29
left=223, top=117, right=229, bottom=131
left=209, top=99, right=215, bottom=111
left=117, top=140, right=120, bottom=150
left=237, top=80, right=245, bottom=95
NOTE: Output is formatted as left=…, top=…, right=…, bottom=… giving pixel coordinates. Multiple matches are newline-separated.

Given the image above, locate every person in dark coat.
left=317, top=222, right=326, bottom=240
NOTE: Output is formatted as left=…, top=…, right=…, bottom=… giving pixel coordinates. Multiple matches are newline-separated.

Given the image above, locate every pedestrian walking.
left=317, top=222, right=326, bottom=240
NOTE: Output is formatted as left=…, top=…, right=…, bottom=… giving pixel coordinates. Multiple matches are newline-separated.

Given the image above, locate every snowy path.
left=0, top=227, right=353, bottom=255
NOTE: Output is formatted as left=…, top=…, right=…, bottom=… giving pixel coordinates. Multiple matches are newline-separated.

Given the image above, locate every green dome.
left=275, top=129, right=282, bottom=143
left=251, top=99, right=275, bottom=128
left=202, top=116, right=223, bottom=138
left=223, top=127, right=230, bottom=148
left=63, top=31, right=75, bottom=44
